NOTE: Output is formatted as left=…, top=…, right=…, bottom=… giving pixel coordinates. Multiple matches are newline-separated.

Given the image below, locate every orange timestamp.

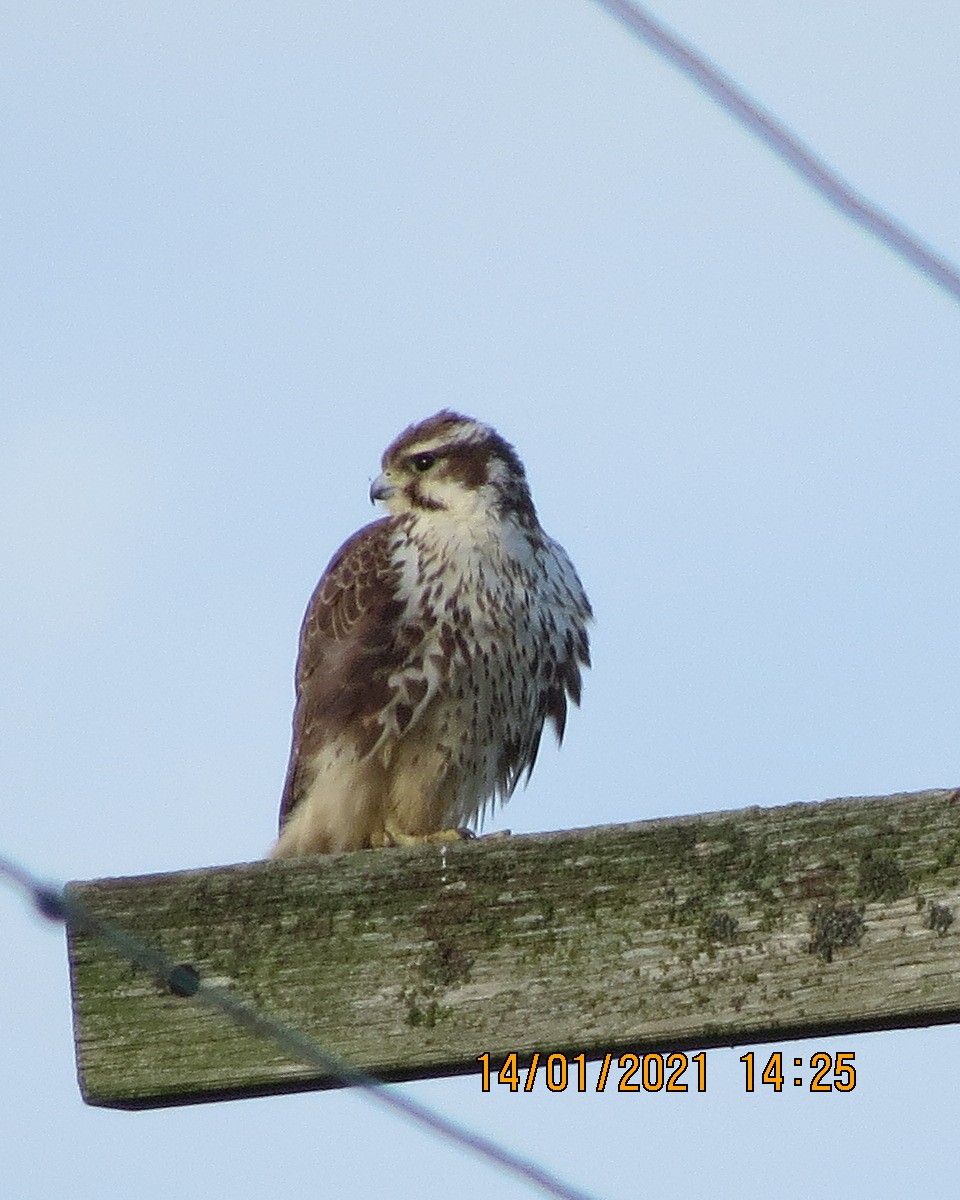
left=477, top=1051, right=708, bottom=1093
left=476, top=1050, right=857, bottom=1093
left=739, top=1051, right=856, bottom=1092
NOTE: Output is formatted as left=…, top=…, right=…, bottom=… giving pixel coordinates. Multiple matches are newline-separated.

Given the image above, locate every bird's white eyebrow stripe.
left=401, top=429, right=489, bottom=458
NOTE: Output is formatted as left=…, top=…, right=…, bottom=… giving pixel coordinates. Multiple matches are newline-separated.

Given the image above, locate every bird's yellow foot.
left=382, top=825, right=474, bottom=847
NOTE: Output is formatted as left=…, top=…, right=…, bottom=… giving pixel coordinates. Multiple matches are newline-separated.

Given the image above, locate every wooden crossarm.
left=67, top=787, right=960, bottom=1108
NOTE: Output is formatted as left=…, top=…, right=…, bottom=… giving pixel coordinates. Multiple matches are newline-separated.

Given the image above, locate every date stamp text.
left=476, top=1050, right=856, bottom=1093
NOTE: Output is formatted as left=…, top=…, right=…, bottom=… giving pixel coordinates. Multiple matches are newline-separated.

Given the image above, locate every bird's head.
left=370, top=411, right=537, bottom=526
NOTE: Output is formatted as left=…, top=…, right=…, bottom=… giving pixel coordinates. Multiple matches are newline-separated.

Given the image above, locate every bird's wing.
left=278, top=516, right=414, bottom=831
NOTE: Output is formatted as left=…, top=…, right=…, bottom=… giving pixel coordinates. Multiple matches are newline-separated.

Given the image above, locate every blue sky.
left=3, top=4, right=960, bottom=1197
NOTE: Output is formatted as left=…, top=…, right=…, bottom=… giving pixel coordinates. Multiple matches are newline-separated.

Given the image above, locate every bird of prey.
left=270, top=410, right=591, bottom=857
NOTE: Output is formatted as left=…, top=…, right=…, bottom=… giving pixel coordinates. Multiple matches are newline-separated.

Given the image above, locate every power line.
left=589, top=0, right=960, bottom=305
left=0, top=852, right=600, bottom=1200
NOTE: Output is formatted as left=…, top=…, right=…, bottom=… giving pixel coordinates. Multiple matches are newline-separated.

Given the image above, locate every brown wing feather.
left=278, top=516, right=407, bottom=831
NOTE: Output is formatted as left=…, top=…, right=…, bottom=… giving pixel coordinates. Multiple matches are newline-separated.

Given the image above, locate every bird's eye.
left=410, top=452, right=437, bottom=472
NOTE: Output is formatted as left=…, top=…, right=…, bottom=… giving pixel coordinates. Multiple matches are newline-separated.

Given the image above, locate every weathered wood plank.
left=68, top=787, right=960, bottom=1108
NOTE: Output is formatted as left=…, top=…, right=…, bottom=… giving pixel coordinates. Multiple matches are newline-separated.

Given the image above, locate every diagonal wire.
left=0, top=852, right=600, bottom=1200
left=589, top=0, right=960, bottom=305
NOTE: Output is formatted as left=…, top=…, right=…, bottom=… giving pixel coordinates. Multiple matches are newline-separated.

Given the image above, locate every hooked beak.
left=369, top=473, right=395, bottom=505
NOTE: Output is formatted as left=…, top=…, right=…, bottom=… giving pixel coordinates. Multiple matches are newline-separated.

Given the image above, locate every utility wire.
left=0, top=852, right=600, bottom=1200
left=590, top=0, right=960, bottom=305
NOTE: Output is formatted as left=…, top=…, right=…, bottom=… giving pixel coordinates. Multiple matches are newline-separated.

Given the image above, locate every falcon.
left=270, top=411, right=591, bottom=858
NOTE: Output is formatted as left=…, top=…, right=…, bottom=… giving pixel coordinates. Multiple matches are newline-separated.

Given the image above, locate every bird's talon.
left=381, top=826, right=472, bottom=847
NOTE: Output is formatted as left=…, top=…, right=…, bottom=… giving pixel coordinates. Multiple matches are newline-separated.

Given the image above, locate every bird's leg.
left=381, top=822, right=475, bottom=847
